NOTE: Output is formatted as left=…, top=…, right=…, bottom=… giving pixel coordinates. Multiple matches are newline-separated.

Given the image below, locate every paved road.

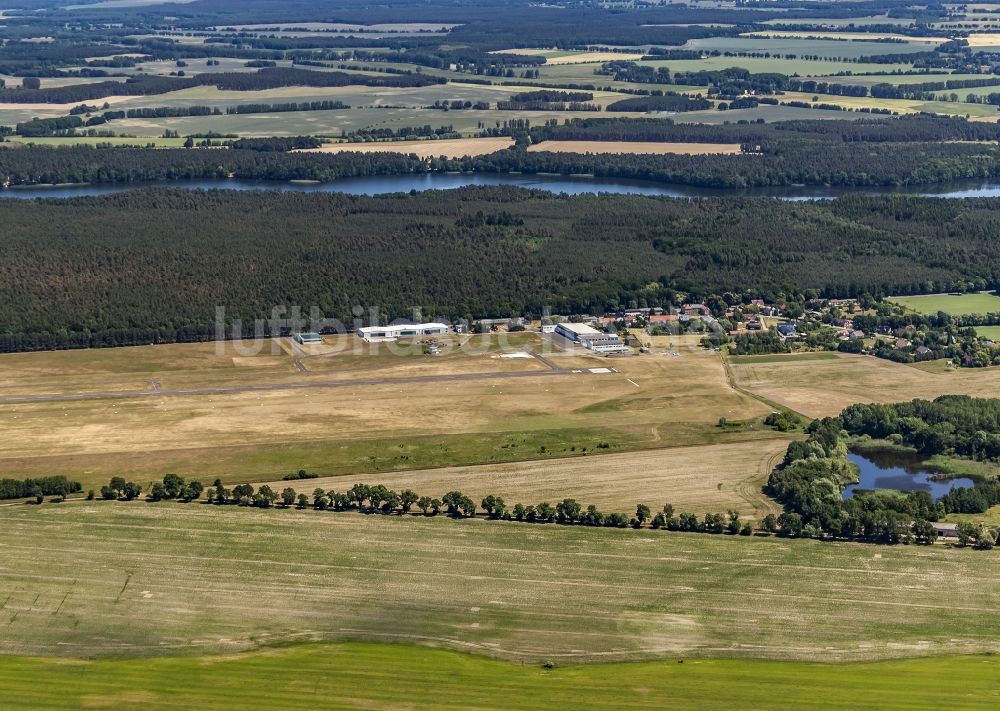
left=0, top=367, right=586, bottom=405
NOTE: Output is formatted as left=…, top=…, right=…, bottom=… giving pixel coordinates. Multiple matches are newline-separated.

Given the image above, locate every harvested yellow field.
left=731, top=353, right=1000, bottom=419
left=544, top=51, right=645, bottom=65
left=490, top=48, right=645, bottom=64
left=0, top=95, right=135, bottom=112
left=295, top=137, right=514, bottom=158
left=528, top=140, right=744, bottom=155
left=965, top=33, right=1000, bottom=46
left=262, top=439, right=789, bottom=519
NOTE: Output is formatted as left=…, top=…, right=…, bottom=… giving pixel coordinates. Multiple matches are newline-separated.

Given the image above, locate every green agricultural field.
left=2, top=642, right=999, bottom=711
left=911, top=100, right=1000, bottom=117
left=674, top=104, right=857, bottom=124
left=606, top=56, right=917, bottom=77
left=977, top=325, right=1000, bottom=340
left=4, top=503, right=1000, bottom=664
left=7, top=135, right=188, bottom=147
left=806, top=72, right=997, bottom=87
left=47, top=82, right=636, bottom=137
left=761, top=15, right=916, bottom=27
left=684, top=36, right=937, bottom=59
left=106, top=107, right=624, bottom=138
left=891, top=292, right=1000, bottom=315
left=729, top=352, right=841, bottom=364
left=129, top=57, right=294, bottom=76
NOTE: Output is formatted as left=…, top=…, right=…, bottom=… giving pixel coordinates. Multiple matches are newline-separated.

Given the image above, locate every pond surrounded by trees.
left=6, top=172, right=1000, bottom=200
left=842, top=450, right=975, bottom=501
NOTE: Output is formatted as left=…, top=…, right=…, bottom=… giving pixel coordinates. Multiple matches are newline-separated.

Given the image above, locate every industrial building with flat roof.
left=357, top=323, right=450, bottom=342
left=555, top=322, right=629, bottom=353
left=293, top=332, right=323, bottom=345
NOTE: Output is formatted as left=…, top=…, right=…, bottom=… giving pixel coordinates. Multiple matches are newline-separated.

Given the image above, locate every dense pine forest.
left=3, top=187, right=1000, bottom=351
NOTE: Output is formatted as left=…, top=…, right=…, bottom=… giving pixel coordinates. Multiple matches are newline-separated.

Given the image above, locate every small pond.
left=842, top=450, right=975, bottom=500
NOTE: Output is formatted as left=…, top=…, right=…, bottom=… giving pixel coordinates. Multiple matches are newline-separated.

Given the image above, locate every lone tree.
left=481, top=495, right=506, bottom=519
left=348, top=483, right=371, bottom=510
left=232, top=483, right=255, bottom=506
left=178, top=481, right=203, bottom=502
left=557, top=498, right=581, bottom=524
left=254, top=485, right=277, bottom=508
left=162, top=473, right=185, bottom=499
left=443, top=491, right=475, bottom=518
left=400, top=489, right=418, bottom=513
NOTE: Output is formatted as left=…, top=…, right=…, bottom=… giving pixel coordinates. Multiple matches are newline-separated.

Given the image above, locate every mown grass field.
left=4, top=641, right=1000, bottom=710
left=5, top=503, right=1000, bottom=664
left=891, top=291, right=1000, bottom=315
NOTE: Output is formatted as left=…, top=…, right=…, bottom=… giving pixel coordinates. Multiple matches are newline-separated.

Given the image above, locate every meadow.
left=890, top=291, right=1000, bottom=315
left=4, top=503, right=1000, bottom=665
left=3, top=642, right=999, bottom=710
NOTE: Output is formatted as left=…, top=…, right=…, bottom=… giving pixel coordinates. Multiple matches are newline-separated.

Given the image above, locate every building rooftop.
left=557, top=322, right=602, bottom=337
left=357, top=322, right=449, bottom=335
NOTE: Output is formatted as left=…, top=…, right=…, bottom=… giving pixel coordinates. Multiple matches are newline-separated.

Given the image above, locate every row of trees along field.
left=71, top=470, right=983, bottom=547
left=87, top=475, right=795, bottom=539
left=766, top=396, right=1000, bottom=546
left=5, top=115, right=1000, bottom=189
left=6, top=188, right=1000, bottom=350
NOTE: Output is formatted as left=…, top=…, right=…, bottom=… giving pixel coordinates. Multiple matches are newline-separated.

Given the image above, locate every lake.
left=5, top=172, right=1000, bottom=200
left=842, top=450, right=975, bottom=500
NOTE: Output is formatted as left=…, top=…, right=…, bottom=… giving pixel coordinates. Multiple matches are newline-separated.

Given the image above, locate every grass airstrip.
left=0, top=334, right=781, bottom=492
